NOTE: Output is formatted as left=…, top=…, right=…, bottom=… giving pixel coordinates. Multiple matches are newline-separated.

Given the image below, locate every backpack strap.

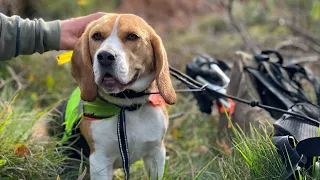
left=271, top=135, right=307, bottom=179
left=285, top=64, right=320, bottom=106
left=258, top=58, right=311, bottom=103
left=245, top=67, right=294, bottom=109
left=303, top=67, right=320, bottom=105
left=260, top=50, right=284, bottom=64
left=272, top=135, right=320, bottom=179
left=255, top=50, right=320, bottom=105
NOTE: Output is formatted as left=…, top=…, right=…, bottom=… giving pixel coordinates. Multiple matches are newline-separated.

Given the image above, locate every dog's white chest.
left=90, top=104, right=167, bottom=168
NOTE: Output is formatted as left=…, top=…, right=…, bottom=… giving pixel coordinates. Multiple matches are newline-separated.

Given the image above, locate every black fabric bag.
left=246, top=50, right=320, bottom=119
left=272, top=102, right=320, bottom=179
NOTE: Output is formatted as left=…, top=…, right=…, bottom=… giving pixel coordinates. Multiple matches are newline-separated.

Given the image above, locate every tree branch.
left=0, top=66, right=29, bottom=92
left=225, top=0, right=260, bottom=54
left=279, top=18, right=320, bottom=50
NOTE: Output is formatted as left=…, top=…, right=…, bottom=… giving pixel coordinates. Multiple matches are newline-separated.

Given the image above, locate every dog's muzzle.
left=97, top=50, right=116, bottom=66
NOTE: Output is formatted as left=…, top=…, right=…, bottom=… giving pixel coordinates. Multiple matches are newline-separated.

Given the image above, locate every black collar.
left=97, top=93, right=142, bottom=111
left=109, top=89, right=149, bottom=99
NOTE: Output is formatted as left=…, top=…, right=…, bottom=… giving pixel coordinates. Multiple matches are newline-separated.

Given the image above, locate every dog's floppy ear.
left=71, top=29, right=97, bottom=102
left=151, top=32, right=176, bottom=105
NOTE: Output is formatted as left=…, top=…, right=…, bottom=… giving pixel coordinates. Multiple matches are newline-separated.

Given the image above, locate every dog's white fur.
left=89, top=105, right=167, bottom=180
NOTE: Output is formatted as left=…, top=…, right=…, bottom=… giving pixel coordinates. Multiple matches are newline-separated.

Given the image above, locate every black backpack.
left=246, top=50, right=320, bottom=119
left=186, top=50, right=320, bottom=179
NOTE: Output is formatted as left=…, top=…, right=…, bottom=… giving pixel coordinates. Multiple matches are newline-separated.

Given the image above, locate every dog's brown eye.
left=92, top=32, right=103, bottom=41
left=126, top=33, right=139, bottom=41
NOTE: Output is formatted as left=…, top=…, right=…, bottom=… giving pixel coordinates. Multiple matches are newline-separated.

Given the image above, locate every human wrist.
left=60, top=19, right=75, bottom=50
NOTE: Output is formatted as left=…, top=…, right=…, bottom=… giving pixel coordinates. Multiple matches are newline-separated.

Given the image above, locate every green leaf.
left=311, top=1, right=320, bottom=21
left=0, top=159, right=7, bottom=167
left=46, top=74, right=55, bottom=92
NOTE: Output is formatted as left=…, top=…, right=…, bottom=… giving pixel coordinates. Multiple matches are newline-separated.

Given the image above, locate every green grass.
left=219, top=115, right=288, bottom=180
left=0, top=91, right=65, bottom=179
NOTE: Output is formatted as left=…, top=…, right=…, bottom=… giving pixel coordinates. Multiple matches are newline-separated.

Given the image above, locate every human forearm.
left=0, top=13, right=60, bottom=61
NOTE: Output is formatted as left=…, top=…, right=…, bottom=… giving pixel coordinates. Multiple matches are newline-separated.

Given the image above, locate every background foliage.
left=1, top=0, right=320, bottom=179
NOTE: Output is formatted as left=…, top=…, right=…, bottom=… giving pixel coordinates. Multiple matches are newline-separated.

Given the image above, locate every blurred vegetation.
left=1, top=0, right=320, bottom=179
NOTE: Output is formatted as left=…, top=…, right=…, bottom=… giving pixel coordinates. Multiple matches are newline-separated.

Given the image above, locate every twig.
left=169, top=112, right=185, bottom=120
left=275, top=39, right=309, bottom=52
left=279, top=18, right=320, bottom=47
left=224, top=0, right=260, bottom=54
left=6, top=66, right=25, bottom=92
left=279, top=18, right=320, bottom=54
left=287, top=56, right=320, bottom=65
left=77, top=167, right=87, bottom=180
left=0, top=66, right=29, bottom=90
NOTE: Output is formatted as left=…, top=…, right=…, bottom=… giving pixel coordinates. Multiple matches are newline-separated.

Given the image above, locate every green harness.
left=62, top=87, right=164, bottom=180
left=62, top=87, right=121, bottom=141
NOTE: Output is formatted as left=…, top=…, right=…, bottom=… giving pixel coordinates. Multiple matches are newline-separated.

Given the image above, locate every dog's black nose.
left=97, top=51, right=115, bottom=66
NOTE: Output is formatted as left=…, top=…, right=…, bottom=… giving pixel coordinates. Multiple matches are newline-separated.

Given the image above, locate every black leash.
left=97, top=92, right=144, bottom=180
left=118, top=107, right=130, bottom=180
left=117, top=105, right=141, bottom=180
left=168, top=67, right=320, bottom=125
left=139, top=66, right=319, bottom=125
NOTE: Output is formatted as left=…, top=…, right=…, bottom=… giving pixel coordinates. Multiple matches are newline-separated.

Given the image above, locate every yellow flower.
left=77, top=0, right=87, bottom=6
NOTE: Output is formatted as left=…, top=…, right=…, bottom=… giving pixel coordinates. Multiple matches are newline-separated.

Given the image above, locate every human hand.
left=59, top=12, right=105, bottom=50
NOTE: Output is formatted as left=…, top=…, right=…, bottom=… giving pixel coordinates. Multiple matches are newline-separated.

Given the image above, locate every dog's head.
left=71, top=14, right=176, bottom=105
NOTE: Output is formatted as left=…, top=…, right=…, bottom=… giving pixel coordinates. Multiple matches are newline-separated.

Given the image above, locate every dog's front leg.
left=89, top=151, right=113, bottom=180
left=143, top=146, right=166, bottom=180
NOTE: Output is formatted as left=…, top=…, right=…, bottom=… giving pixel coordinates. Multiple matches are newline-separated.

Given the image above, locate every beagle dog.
left=33, top=14, right=176, bottom=180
